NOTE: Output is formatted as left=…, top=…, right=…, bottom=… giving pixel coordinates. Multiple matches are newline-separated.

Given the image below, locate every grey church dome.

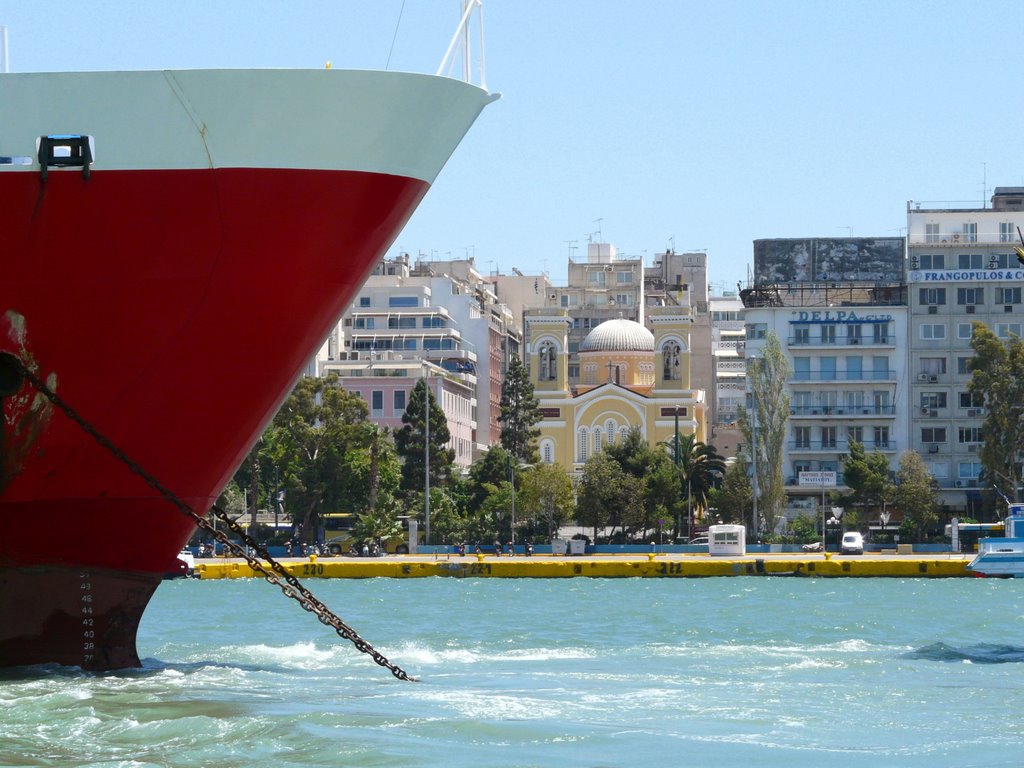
left=579, top=318, right=654, bottom=353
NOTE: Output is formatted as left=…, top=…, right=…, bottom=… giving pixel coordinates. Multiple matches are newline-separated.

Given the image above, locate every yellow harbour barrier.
left=194, top=554, right=972, bottom=580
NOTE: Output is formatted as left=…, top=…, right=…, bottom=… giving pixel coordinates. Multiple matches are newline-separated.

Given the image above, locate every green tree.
left=710, top=458, right=753, bottom=526
left=517, top=462, right=576, bottom=541
left=394, top=378, right=454, bottom=496
left=675, top=432, right=727, bottom=531
left=969, top=323, right=1024, bottom=507
left=576, top=452, right=643, bottom=541
left=894, top=449, right=939, bottom=541
left=467, top=444, right=512, bottom=510
left=261, top=374, right=371, bottom=541
left=840, top=440, right=893, bottom=528
left=499, top=354, right=542, bottom=464
left=737, top=331, right=792, bottom=537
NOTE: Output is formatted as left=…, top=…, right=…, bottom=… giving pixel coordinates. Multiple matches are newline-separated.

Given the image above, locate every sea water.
left=2, top=576, right=1024, bottom=767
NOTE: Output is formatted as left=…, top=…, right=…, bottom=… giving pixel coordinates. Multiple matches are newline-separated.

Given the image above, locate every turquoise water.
left=3, top=577, right=1024, bottom=767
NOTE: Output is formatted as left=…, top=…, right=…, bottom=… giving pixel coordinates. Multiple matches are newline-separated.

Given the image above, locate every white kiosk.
left=708, top=524, right=746, bottom=556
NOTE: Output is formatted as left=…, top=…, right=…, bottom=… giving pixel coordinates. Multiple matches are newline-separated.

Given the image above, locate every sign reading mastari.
left=798, top=471, right=837, bottom=487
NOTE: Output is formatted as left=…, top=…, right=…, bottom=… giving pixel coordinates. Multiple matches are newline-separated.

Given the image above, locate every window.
left=820, top=357, right=836, bottom=381
left=919, top=288, right=946, bottom=306
left=957, top=356, right=973, bottom=375
left=997, top=287, right=1022, bottom=304
left=957, top=253, right=983, bottom=270
left=821, top=426, right=837, bottom=449
left=921, top=357, right=946, bottom=375
left=614, top=293, right=632, bottom=306
left=846, top=356, right=863, bottom=379
left=959, top=391, right=984, bottom=408
left=963, top=222, right=978, bottom=243
left=956, top=287, right=984, bottom=306
left=957, top=323, right=974, bottom=340
left=847, top=325, right=863, bottom=344
left=578, top=428, right=589, bottom=462
left=393, top=390, right=406, bottom=412
left=746, top=323, right=767, bottom=340
left=921, top=427, right=946, bottom=443
left=996, top=323, right=1022, bottom=339
left=873, top=323, right=891, bottom=344
left=594, top=428, right=603, bottom=453
left=958, top=461, right=982, bottom=479
left=872, top=356, right=890, bottom=380
left=388, top=317, right=417, bottom=329
left=541, top=439, right=554, bottom=464
left=605, top=419, right=617, bottom=445
left=847, top=426, right=864, bottom=444
left=359, top=296, right=371, bottom=307
left=793, top=326, right=810, bottom=345
left=616, top=271, right=632, bottom=284
left=354, top=317, right=375, bottom=330
left=873, top=426, right=890, bottom=449
left=920, top=324, right=946, bottom=340
left=388, top=296, right=419, bottom=308
left=925, top=224, right=940, bottom=244
left=588, top=270, right=606, bottom=286
left=958, top=427, right=983, bottom=444
left=423, top=316, right=447, bottom=328
left=918, top=253, right=944, bottom=269
left=793, top=357, right=811, bottom=381
left=921, top=392, right=947, bottom=409
left=1000, top=222, right=1017, bottom=243
left=821, top=325, right=836, bottom=344
left=371, top=390, right=383, bottom=416
left=794, top=426, right=811, bottom=449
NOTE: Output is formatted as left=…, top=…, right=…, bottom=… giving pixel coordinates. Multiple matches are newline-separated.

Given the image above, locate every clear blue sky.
left=4, top=1, right=1023, bottom=292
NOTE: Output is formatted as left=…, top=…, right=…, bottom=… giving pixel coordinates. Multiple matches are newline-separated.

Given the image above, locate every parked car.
left=687, top=536, right=709, bottom=546
left=841, top=532, right=864, bottom=555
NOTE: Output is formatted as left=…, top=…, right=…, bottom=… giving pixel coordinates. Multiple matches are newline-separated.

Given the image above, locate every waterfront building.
left=314, top=254, right=520, bottom=468
left=905, top=187, right=1024, bottom=516
left=741, top=237, right=908, bottom=527
left=526, top=307, right=707, bottom=473
left=709, top=292, right=746, bottom=459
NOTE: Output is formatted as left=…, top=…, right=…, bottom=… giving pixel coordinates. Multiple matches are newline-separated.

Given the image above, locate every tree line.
left=220, top=355, right=727, bottom=548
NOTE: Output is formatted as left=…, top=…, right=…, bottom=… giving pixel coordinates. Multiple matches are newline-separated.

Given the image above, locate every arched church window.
left=605, top=419, right=617, bottom=445
left=578, top=428, right=589, bottom=462
left=541, top=439, right=554, bottom=464
left=594, top=427, right=603, bottom=453
left=663, top=341, right=682, bottom=381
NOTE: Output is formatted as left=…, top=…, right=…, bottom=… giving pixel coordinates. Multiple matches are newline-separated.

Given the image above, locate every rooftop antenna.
left=594, top=217, right=604, bottom=243
left=981, top=161, right=988, bottom=208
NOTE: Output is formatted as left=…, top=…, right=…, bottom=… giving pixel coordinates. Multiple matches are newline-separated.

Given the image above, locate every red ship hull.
left=0, top=68, right=493, bottom=669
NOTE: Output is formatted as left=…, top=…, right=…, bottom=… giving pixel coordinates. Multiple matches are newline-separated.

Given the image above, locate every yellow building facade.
left=527, top=309, right=707, bottom=472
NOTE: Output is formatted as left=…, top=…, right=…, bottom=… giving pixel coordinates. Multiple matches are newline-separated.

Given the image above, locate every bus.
left=320, top=513, right=419, bottom=555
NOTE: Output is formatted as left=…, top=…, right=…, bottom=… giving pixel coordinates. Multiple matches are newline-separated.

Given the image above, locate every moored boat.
left=966, top=504, right=1024, bottom=578
left=0, top=33, right=495, bottom=668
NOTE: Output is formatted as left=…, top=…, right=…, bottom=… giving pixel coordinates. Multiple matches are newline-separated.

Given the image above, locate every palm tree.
left=675, top=433, right=727, bottom=536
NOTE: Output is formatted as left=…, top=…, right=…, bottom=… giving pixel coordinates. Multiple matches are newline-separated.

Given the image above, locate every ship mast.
left=437, top=0, right=487, bottom=90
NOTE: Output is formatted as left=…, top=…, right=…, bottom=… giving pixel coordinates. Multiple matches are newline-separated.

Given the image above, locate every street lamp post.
left=674, top=405, right=681, bottom=540
left=423, top=369, right=431, bottom=547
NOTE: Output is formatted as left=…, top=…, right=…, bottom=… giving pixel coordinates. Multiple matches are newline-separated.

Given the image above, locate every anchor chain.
left=11, top=357, right=416, bottom=682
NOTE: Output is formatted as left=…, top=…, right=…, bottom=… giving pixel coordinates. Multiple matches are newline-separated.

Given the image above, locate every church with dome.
left=525, top=307, right=707, bottom=472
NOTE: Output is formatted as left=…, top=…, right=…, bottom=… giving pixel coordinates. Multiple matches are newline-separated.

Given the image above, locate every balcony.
left=788, top=336, right=893, bottom=348
left=791, top=370, right=896, bottom=383
left=789, top=405, right=896, bottom=417
left=789, top=440, right=897, bottom=453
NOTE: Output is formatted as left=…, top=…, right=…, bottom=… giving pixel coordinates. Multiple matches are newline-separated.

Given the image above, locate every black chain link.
left=11, top=357, right=416, bottom=682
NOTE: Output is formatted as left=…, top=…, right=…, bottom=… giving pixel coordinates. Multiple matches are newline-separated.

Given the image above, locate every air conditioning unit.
left=929, top=375, right=938, bottom=383
left=967, top=409, right=980, bottom=418
left=928, top=305, right=938, bottom=314
left=966, top=305, right=976, bottom=314
left=790, top=408, right=797, bottom=416
left=849, top=338, right=860, bottom=345
left=920, top=407, right=930, bottom=415
left=879, top=337, right=890, bottom=344
left=928, top=444, right=939, bottom=454
left=862, top=408, right=872, bottom=415
left=952, top=233, right=961, bottom=242
left=968, top=444, right=979, bottom=453
left=918, top=373, right=930, bottom=382
left=955, top=480, right=964, bottom=488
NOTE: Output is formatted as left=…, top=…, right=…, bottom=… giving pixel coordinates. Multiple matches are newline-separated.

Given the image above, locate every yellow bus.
left=321, top=513, right=419, bottom=555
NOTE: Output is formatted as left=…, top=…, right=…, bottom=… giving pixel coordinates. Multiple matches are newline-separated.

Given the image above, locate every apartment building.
left=906, top=187, right=1024, bottom=515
